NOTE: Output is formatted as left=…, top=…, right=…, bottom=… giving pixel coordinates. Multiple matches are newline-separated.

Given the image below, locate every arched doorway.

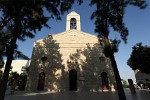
left=37, top=72, right=45, bottom=90
left=101, top=72, right=109, bottom=91
left=69, top=69, right=77, bottom=91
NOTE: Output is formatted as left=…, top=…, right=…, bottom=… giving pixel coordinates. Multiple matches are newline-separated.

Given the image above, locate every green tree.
left=18, top=73, right=27, bottom=91
left=0, top=0, right=82, bottom=99
left=90, top=0, right=147, bottom=100
left=0, top=30, right=11, bottom=61
left=121, top=79, right=129, bottom=88
left=127, top=43, right=150, bottom=74
left=0, top=30, right=29, bottom=62
left=8, top=71, right=19, bottom=86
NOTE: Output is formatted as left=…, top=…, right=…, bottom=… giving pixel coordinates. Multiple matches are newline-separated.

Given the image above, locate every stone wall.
left=26, top=30, right=116, bottom=92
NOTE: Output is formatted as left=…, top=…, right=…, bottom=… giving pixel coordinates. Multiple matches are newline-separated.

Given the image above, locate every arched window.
left=70, top=18, right=77, bottom=29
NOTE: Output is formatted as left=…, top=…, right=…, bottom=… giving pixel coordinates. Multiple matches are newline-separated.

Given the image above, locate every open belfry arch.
left=26, top=11, right=116, bottom=92
left=66, top=11, right=81, bottom=31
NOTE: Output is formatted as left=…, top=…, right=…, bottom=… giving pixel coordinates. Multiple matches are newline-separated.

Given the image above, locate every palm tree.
left=90, top=0, right=147, bottom=100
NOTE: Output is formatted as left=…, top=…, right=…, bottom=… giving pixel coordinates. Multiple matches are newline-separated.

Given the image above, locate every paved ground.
left=4, top=89, right=150, bottom=100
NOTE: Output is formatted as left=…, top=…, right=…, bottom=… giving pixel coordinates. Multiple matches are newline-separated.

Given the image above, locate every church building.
left=26, top=11, right=116, bottom=92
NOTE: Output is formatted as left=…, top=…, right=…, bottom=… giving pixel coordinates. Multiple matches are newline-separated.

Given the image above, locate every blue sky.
left=17, top=1, right=150, bottom=82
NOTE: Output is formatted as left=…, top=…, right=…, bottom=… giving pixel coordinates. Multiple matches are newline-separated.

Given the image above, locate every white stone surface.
left=3, top=60, right=30, bottom=74
left=26, top=11, right=116, bottom=92
left=66, top=11, right=81, bottom=31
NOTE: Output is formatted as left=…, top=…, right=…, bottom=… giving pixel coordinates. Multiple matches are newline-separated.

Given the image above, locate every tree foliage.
left=0, top=30, right=29, bottom=62
left=127, top=43, right=150, bottom=74
left=8, top=71, right=19, bottom=84
left=0, top=30, right=11, bottom=61
left=8, top=71, right=27, bottom=91
left=90, top=0, right=147, bottom=43
left=18, top=73, right=27, bottom=91
left=0, top=0, right=83, bottom=59
left=0, top=0, right=82, bottom=99
left=103, top=38, right=121, bottom=57
left=90, top=1, right=147, bottom=100
left=121, top=79, right=129, bottom=88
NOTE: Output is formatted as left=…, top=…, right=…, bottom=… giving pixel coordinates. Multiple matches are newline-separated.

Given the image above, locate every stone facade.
left=26, top=11, right=116, bottom=92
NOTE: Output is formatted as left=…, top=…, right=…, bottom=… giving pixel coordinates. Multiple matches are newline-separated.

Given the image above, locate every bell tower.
left=66, top=11, right=81, bottom=31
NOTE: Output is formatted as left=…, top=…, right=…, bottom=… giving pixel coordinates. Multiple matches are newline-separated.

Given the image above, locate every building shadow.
left=26, top=35, right=64, bottom=92
left=67, top=43, right=116, bottom=92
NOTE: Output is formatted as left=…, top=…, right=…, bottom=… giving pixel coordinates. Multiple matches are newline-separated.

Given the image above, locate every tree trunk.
left=109, top=52, right=127, bottom=100
left=102, top=37, right=126, bottom=100
left=0, top=37, right=17, bottom=100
